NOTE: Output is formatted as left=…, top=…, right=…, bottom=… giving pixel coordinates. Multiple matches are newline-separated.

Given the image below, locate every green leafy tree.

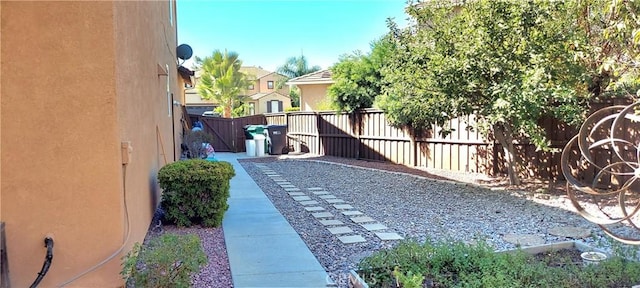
left=329, top=37, right=394, bottom=112
left=378, top=0, right=590, bottom=185
left=276, top=54, right=322, bottom=107
left=196, top=50, right=251, bottom=118
left=574, top=0, right=640, bottom=98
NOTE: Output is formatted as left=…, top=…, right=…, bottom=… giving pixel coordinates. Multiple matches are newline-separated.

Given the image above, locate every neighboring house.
left=249, top=92, right=291, bottom=114
left=286, top=69, right=335, bottom=112
left=240, top=66, right=291, bottom=114
left=184, top=66, right=291, bottom=116
left=2, top=1, right=186, bottom=287
left=183, top=69, right=218, bottom=117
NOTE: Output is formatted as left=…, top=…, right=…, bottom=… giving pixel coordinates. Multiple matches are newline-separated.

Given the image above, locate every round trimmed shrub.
left=158, top=159, right=235, bottom=227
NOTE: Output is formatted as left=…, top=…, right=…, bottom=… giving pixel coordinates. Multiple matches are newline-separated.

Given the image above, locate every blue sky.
left=177, top=0, right=409, bottom=72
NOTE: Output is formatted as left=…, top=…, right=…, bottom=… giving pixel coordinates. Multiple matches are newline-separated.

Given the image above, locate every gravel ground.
left=239, top=155, right=638, bottom=287
left=142, top=223, right=232, bottom=288
left=138, top=154, right=639, bottom=288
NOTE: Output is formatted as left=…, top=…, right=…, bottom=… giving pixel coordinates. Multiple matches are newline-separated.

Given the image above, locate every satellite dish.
left=176, top=44, right=193, bottom=61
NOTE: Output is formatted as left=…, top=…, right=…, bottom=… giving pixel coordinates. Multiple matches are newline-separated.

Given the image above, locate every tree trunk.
left=223, top=100, right=232, bottom=118
left=493, top=123, right=521, bottom=185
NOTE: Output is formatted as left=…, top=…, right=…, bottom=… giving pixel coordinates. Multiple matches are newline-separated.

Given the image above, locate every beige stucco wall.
left=0, top=1, right=180, bottom=287
left=257, top=94, right=291, bottom=114
left=258, top=73, right=289, bottom=95
left=299, top=83, right=332, bottom=111
left=185, top=90, right=218, bottom=105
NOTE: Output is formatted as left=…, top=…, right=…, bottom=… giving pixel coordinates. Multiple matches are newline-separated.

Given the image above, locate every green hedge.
left=158, top=159, right=235, bottom=227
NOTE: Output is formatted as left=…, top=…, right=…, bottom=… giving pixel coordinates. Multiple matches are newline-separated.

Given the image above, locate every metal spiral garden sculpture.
left=562, top=101, right=640, bottom=244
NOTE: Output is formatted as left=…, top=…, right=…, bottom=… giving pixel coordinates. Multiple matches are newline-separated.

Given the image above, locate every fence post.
left=355, top=111, right=362, bottom=160
left=409, top=129, right=417, bottom=167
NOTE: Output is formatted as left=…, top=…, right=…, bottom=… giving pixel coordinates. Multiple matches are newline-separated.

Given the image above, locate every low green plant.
left=358, top=238, right=640, bottom=287
left=158, top=159, right=235, bottom=227
left=393, top=266, right=425, bottom=288
left=121, top=233, right=207, bottom=288
left=284, top=107, right=300, bottom=112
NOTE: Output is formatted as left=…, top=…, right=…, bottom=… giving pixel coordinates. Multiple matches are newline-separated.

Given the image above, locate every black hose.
left=29, top=237, right=54, bottom=288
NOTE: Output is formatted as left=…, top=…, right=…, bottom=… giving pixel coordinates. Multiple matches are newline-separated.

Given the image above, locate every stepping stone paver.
left=328, top=226, right=354, bottom=235
left=319, top=219, right=344, bottom=226
left=266, top=174, right=281, bottom=177
left=351, top=216, right=376, bottom=223
left=305, top=206, right=325, bottom=212
left=333, top=204, right=354, bottom=210
left=338, top=235, right=366, bottom=244
left=273, top=180, right=289, bottom=183
left=312, top=191, right=329, bottom=195
left=284, top=188, right=301, bottom=192
left=299, top=200, right=319, bottom=206
left=342, top=210, right=363, bottom=216
left=325, top=198, right=345, bottom=204
left=312, top=212, right=334, bottom=219
left=547, top=226, right=591, bottom=239
left=375, top=232, right=404, bottom=241
left=288, top=192, right=306, bottom=196
left=319, top=195, right=337, bottom=199
left=280, top=185, right=296, bottom=189
left=503, top=234, right=545, bottom=246
left=293, top=196, right=312, bottom=201
left=361, top=223, right=388, bottom=231
left=307, top=187, right=324, bottom=191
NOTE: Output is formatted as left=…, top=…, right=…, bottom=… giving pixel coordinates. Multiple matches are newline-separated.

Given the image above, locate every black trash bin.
left=266, top=124, right=288, bottom=155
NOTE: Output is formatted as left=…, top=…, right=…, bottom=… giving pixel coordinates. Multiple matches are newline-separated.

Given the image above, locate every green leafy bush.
left=358, top=239, right=640, bottom=287
left=158, top=159, right=235, bottom=227
left=284, top=107, right=300, bottom=112
left=121, top=233, right=207, bottom=288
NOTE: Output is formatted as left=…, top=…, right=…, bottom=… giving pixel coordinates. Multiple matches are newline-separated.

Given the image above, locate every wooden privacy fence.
left=266, top=99, right=633, bottom=180
left=266, top=109, right=494, bottom=174
left=198, top=115, right=266, bottom=152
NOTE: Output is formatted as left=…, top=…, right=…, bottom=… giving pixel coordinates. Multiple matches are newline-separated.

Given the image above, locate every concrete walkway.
left=216, top=153, right=333, bottom=288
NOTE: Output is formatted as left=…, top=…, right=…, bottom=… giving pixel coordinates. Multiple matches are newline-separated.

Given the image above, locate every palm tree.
left=276, top=54, right=321, bottom=107
left=196, top=50, right=250, bottom=118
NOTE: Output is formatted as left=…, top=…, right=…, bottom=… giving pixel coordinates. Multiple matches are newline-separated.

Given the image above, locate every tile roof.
left=249, top=91, right=290, bottom=100
left=286, top=69, right=334, bottom=85
left=240, top=66, right=273, bottom=79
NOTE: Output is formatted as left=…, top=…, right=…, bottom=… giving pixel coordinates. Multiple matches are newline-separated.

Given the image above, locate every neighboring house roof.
left=249, top=91, right=290, bottom=100
left=177, top=66, right=195, bottom=85
left=240, top=66, right=273, bottom=79
left=286, top=69, right=335, bottom=85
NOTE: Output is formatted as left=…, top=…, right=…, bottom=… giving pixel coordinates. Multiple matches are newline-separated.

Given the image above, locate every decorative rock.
left=333, top=204, right=354, bottom=210
left=312, top=212, right=334, bottom=218
left=325, top=198, right=345, bottom=204
left=342, top=210, right=363, bottom=216
left=503, top=234, right=545, bottom=246
left=305, top=206, right=325, bottom=212
left=351, top=216, right=376, bottom=223
left=292, top=196, right=312, bottom=201
left=328, top=226, right=354, bottom=235
left=375, top=232, right=403, bottom=241
left=548, top=226, right=591, bottom=239
left=319, top=220, right=344, bottom=226
left=299, top=200, right=319, bottom=206
left=361, top=223, right=387, bottom=231
left=338, top=235, right=366, bottom=244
